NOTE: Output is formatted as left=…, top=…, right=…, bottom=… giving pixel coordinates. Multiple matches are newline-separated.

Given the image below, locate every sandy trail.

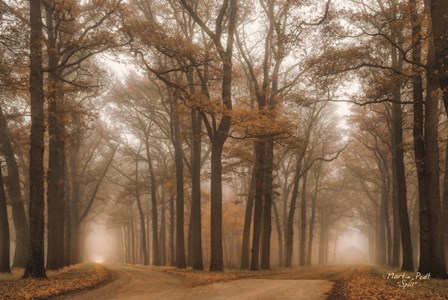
left=55, top=264, right=334, bottom=300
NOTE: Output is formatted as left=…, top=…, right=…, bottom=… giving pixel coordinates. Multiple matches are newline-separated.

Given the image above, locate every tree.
left=0, top=2, right=30, bottom=269
left=0, top=163, right=11, bottom=273
left=24, top=0, right=46, bottom=278
left=0, top=105, right=29, bottom=268
left=179, top=0, right=238, bottom=271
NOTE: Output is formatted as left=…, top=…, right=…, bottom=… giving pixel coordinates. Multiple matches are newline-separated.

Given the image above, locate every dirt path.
left=187, top=279, right=333, bottom=300
left=55, top=264, right=334, bottom=300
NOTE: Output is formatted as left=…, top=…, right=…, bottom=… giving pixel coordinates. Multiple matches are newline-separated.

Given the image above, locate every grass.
left=0, top=263, right=110, bottom=300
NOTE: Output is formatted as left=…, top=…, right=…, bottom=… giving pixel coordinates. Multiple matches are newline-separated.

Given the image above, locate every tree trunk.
left=172, top=99, right=186, bottom=269
left=146, top=149, right=160, bottom=266
left=429, top=0, right=448, bottom=116
left=383, top=183, right=392, bottom=266
left=444, top=139, right=448, bottom=266
left=24, top=0, right=46, bottom=278
left=250, top=141, right=265, bottom=270
left=378, top=196, right=387, bottom=265
left=285, top=157, right=303, bottom=267
left=0, top=107, right=29, bottom=268
left=306, top=174, right=319, bottom=266
left=45, top=5, right=66, bottom=270
left=189, top=107, right=203, bottom=270
left=299, top=170, right=308, bottom=266
left=391, top=165, right=401, bottom=268
left=64, top=171, right=71, bottom=267
left=134, top=160, right=148, bottom=265
left=0, top=165, right=11, bottom=273
left=261, top=139, right=273, bottom=270
left=160, top=192, right=166, bottom=265
left=273, top=199, right=283, bottom=267
left=390, top=30, right=414, bottom=272
left=424, top=41, right=447, bottom=278
left=169, top=193, right=175, bottom=266
left=241, top=166, right=256, bottom=269
left=209, top=138, right=226, bottom=271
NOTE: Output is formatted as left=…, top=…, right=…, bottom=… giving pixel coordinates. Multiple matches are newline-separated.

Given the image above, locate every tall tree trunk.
left=130, top=213, right=136, bottom=264
left=378, top=196, right=387, bottom=265
left=172, top=99, right=186, bottom=269
left=428, top=0, right=448, bottom=275
left=169, top=193, right=175, bottom=266
left=134, top=160, right=148, bottom=265
left=0, top=107, right=29, bottom=268
left=391, top=166, right=401, bottom=268
left=273, top=199, right=283, bottom=267
left=45, top=5, right=66, bottom=270
left=189, top=107, right=203, bottom=270
left=424, top=40, right=447, bottom=278
left=24, top=0, right=46, bottom=278
left=390, top=31, right=414, bottom=272
left=444, top=139, right=448, bottom=266
left=0, top=165, right=11, bottom=273
left=209, top=138, right=226, bottom=271
left=285, top=157, right=303, bottom=267
left=261, top=139, right=274, bottom=270
left=299, top=170, right=308, bottom=266
left=250, top=141, right=265, bottom=270
left=306, top=173, right=319, bottom=266
left=160, top=192, right=166, bottom=265
left=145, top=145, right=160, bottom=266
left=64, top=167, right=71, bottom=267
left=383, top=182, right=392, bottom=266
left=241, top=167, right=256, bottom=269
left=429, top=0, right=448, bottom=116
left=409, top=0, right=427, bottom=274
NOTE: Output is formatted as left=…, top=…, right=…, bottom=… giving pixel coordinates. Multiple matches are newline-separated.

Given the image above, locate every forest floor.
left=165, top=264, right=448, bottom=299
left=1, top=263, right=447, bottom=299
left=0, top=264, right=110, bottom=299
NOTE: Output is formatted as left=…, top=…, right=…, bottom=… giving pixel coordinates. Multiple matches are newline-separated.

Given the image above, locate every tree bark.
left=390, top=28, right=414, bottom=272
left=45, top=5, right=66, bottom=270
left=189, top=106, right=203, bottom=270
left=273, top=199, right=283, bottom=267
left=24, top=0, right=46, bottom=278
left=145, top=144, right=160, bottom=266
left=299, top=170, right=308, bottom=266
left=306, top=172, right=320, bottom=266
left=160, top=192, right=166, bottom=265
left=169, top=193, right=175, bottom=266
left=209, top=138, right=226, bottom=271
left=134, top=160, right=148, bottom=265
left=250, top=141, right=265, bottom=270
left=0, top=165, right=11, bottom=273
left=285, top=157, right=303, bottom=268
left=424, top=41, right=447, bottom=278
left=172, top=98, right=186, bottom=269
left=64, top=166, right=71, bottom=266
left=261, top=140, right=274, bottom=270
left=444, top=139, right=448, bottom=266
left=429, top=0, right=448, bottom=116
left=0, top=107, right=29, bottom=268
left=241, top=166, right=256, bottom=269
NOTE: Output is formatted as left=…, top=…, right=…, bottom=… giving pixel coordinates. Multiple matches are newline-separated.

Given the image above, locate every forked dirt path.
left=55, top=264, right=334, bottom=300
